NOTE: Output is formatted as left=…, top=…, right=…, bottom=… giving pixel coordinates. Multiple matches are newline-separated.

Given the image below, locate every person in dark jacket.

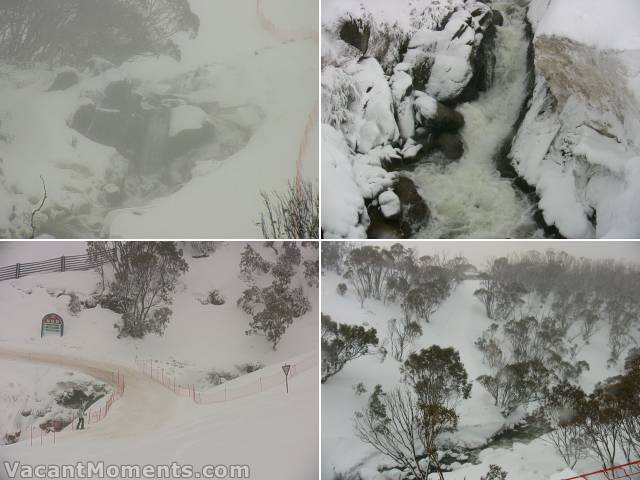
left=76, top=403, right=86, bottom=430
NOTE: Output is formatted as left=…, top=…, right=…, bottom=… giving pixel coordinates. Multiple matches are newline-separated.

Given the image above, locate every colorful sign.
left=41, top=313, right=64, bottom=337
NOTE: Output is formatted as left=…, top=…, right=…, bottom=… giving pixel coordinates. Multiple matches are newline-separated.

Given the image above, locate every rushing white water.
left=412, top=0, right=538, bottom=238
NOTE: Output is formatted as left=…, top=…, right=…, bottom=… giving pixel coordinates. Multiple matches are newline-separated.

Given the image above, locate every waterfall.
left=411, top=0, right=537, bottom=238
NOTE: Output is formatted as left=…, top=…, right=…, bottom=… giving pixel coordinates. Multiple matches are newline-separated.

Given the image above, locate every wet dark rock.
left=339, top=17, right=371, bottom=55
left=435, top=132, right=464, bottom=160
left=47, top=71, right=79, bottom=92
left=102, top=80, right=141, bottom=113
left=166, top=121, right=215, bottom=161
left=493, top=10, right=504, bottom=26
left=433, top=103, right=465, bottom=132
left=367, top=175, right=430, bottom=238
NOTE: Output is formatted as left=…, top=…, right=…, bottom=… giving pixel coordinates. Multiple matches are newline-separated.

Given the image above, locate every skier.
left=76, top=402, right=86, bottom=430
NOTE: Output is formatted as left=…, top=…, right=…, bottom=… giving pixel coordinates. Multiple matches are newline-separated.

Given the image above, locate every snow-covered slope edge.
left=510, top=0, right=640, bottom=238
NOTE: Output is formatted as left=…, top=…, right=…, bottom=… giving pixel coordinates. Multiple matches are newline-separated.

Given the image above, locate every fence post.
left=53, top=430, right=56, bottom=445
left=15, top=263, right=20, bottom=279
left=259, top=377, right=262, bottom=393
left=40, top=429, right=42, bottom=446
left=60, top=256, right=65, bottom=272
left=30, top=426, right=33, bottom=447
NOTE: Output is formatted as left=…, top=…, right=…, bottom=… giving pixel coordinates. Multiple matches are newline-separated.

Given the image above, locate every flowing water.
left=412, top=0, right=538, bottom=238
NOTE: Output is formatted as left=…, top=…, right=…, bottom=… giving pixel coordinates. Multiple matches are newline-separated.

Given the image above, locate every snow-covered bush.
left=206, top=370, right=238, bottom=386
left=482, top=465, right=508, bottom=480
left=321, top=66, right=360, bottom=128
left=67, top=293, right=83, bottom=316
left=336, top=283, right=348, bottom=296
left=204, top=289, right=225, bottom=306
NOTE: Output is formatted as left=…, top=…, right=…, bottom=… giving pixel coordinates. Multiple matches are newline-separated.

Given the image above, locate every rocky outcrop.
left=322, top=0, right=500, bottom=238
left=70, top=80, right=215, bottom=175
left=509, top=9, right=640, bottom=238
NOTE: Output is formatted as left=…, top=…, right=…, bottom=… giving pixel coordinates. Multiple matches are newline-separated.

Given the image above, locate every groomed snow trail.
left=412, top=0, right=537, bottom=239
left=0, top=348, right=181, bottom=441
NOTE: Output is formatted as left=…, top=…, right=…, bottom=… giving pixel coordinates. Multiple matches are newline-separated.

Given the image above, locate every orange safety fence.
left=22, top=369, right=125, bottom=447
left=135, top=352, right=318, bottom=405
left=563, top=461, right=640, bottom=480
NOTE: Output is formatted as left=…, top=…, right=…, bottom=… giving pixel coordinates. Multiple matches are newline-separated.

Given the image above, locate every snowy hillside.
left=321, top=242, right=640, bottom=480
left=0, top=0, right=318, bottom=238
left=0, top=241, right=318, bottom=479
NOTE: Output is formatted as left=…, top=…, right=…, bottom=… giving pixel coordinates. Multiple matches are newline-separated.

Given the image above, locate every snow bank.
left=536, top=0, right=640, bottom=51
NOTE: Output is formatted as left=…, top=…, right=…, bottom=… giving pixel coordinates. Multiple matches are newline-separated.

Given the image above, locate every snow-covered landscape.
left=321, top=0, right=640, bottom=239
left=0, top=0, right=318, bottom=238
left=321, top=241, right=640, bottom=479
left=0, top=241, right=318, bottom=479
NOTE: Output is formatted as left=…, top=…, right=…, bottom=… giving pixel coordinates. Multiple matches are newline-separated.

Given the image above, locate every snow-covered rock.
left=344, top=57, right=400, bottom=153
left=511, top=0, right=640, bottom=238
left=378, top=190, right=401, bottom=219
left=169, top=104, right=209, bottom=137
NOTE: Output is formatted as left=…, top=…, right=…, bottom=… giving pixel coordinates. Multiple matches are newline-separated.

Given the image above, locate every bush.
left=482, top=465, right=508, bottom=480
left=236, top=362, right=265, bottom=374
left=337, top=283, right=348, bottom=296
left=206, top=370, right=238, bottom=386
left=205, top=289, right=225, bottom=306
left=353, top=382, right=367, bottom=396
left=67, top=293, right=83, bottom=316
left=260, top=180, right=319, bottom=239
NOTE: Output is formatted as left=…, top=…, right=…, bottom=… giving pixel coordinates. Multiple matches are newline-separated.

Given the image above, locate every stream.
left=411, top=0, right=539, bottom=239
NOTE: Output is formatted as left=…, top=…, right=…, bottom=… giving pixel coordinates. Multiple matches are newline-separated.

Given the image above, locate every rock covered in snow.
left=510, top=0, right=640, bottom=238
left=169, top=105, right=209, bottom=137
left=344, top=57, right=400, bottom=153
left=378, top=190, right=401, bottom=219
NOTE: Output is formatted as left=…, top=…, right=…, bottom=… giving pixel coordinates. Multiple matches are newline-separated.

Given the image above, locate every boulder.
left=47, top=71, right=79, bottom=92
left=378, top=190, right=401, bottom=219
left=435, top=132, right=464, bottom=160
left=394, top=175, right=430, bottom=236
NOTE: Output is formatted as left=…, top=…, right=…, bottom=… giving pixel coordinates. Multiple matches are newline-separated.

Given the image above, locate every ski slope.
left=0, top=242, right=319, bottom=479
left=0, top=348, right=318, bottom=480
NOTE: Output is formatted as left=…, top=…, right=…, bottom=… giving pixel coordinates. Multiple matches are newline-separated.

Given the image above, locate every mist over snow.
left=321, top=242, right=640, bottom=480
left=0, top=0, right=318, bottom=238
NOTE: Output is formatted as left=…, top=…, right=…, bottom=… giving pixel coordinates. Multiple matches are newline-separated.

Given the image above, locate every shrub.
left=206, top=289, right=225, bottom=306
left=337, top=283, right=348, bottom=296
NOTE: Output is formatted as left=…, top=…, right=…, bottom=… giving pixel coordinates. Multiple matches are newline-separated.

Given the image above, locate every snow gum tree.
left=356, top=346, right=471, bottom=480
left=321, top=314, right=378, bottom=383
left=90, top=242, right=189, bottom=339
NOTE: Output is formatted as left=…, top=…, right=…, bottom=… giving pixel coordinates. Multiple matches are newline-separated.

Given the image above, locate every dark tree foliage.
left=0, top=0, right=199, bottom=66
left=401, top=346, right=472, bottom=409
left=237, top=285, right=310, bottom=350
left=321, top=314, right=378, bottom=383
